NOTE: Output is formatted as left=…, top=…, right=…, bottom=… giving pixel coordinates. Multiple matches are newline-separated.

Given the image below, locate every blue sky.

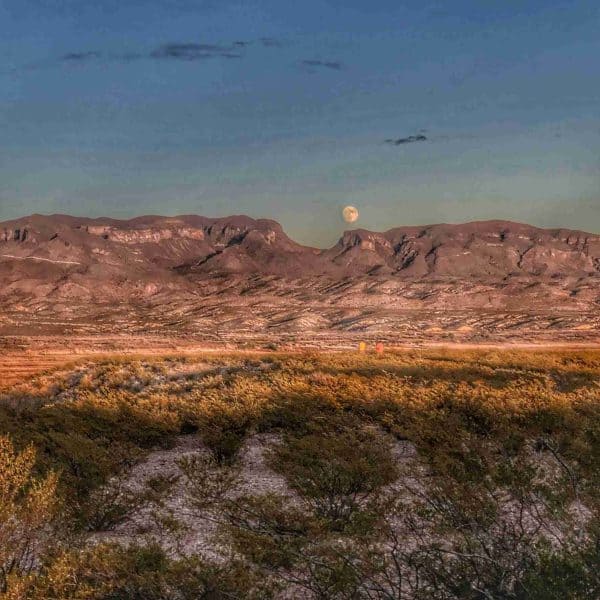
left=1, top=0, right=599, bottom=245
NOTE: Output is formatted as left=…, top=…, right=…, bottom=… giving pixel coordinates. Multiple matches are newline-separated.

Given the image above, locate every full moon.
left=342, top=205, right=359, bottom=223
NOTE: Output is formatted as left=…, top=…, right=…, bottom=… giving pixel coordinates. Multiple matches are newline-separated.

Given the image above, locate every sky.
left=1, top=0, right=599, bottom=246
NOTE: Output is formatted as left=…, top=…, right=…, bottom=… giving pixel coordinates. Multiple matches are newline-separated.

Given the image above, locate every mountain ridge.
left=1, top=213, right=599, bottom=344
left=2, top=213, right=598, bottom=248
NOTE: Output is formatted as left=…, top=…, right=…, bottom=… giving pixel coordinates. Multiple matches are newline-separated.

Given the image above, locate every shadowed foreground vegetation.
left=0, top=349, right=599, bottom=598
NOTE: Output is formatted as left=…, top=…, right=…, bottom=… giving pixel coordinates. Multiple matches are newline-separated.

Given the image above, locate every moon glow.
left=342, top=205, right=359, bottom=223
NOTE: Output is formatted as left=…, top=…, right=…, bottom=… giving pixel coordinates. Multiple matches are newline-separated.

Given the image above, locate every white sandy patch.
left=89, top=432, right=294, bottom=560
left=236, top=433, right=293, bottom=497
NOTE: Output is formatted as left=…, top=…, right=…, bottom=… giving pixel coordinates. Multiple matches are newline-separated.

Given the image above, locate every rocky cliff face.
left=322, top=221, right=600, bottom=278
left=0, top=214, right=598, bottom=342
left=1, top=214, right=599, bottom=278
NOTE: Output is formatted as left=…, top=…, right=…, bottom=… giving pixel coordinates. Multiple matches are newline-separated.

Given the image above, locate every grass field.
left=1, top=348, right=599, bottom=599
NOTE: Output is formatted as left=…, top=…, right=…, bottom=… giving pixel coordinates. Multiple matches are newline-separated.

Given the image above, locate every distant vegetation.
left=0, top=350, right=599, bottom=598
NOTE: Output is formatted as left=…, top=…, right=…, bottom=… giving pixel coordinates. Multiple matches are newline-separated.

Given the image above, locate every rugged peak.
left=337, top=229, right=392, bottom=251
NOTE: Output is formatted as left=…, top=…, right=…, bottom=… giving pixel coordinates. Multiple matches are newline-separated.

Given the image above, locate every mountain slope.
left=0, top=214, right=599, bottom=344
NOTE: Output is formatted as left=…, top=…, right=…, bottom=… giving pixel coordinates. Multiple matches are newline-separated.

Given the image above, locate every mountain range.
left=1, top=214, right=599, bottom=345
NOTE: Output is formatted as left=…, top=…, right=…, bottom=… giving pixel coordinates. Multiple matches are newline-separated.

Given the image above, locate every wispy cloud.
left=53, top=37, right=286, bottom=68
left=301, top=59, right=343, bottom=71
left=150, top=43, right=241, bottom=61
left=384, top=134, right=428, bottom=146
left=34, top=37, right=352, bottom=75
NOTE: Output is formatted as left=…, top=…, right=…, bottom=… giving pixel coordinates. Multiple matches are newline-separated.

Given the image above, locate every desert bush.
left=201, top=422, right=248, bottom=465
left=0, top=389, right=180, bottom=509
left=23, top=543, right=273, bottom=599
left=235, top=446, right=598, bottom=599
left=81, top=473, right=177, bottom=532
left=0, top=436, right=61, bottom=595
left=225, top=493, right=317, bottom=569
left=269, top=425, right=398, bottom=528
left=178, top=453, right=239, bottom=511
left=1, top=350, right=600, bottom=598
left=517, top=533, right=600, bottom=600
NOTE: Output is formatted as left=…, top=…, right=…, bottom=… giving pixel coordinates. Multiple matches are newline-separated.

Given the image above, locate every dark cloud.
left=53, top=42, right=243, bottom=66
left=384, top=134, right=428, bottom=145
left=301, top=59, right=343, bottom=71
left=60, top=50, right=145, bottom=65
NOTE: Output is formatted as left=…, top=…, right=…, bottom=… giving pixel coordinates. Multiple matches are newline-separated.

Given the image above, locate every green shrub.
left=269, top=425, right=398, bottom=529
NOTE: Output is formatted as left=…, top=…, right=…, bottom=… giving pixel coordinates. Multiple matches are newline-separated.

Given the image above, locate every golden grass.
left=1, top=347, right=598, bottom=496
